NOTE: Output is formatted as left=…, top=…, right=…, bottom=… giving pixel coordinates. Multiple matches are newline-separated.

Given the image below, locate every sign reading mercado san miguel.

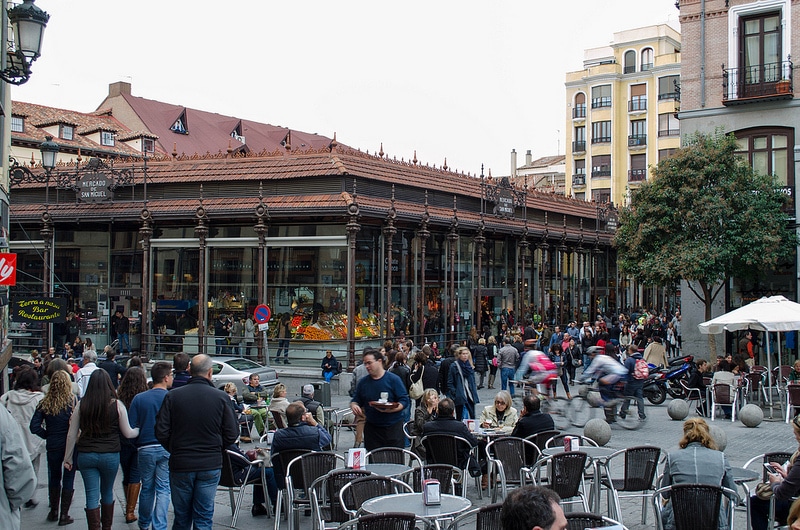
left=79, top=173, right=111, bottom=203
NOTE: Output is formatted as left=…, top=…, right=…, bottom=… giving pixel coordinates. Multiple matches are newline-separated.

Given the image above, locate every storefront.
left=9, top=148, right=616, bottom=366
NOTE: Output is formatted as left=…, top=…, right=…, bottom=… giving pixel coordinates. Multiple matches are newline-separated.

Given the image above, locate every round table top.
left=542, top=446, right=615, bottom=459
left=731, top=466, right=760, bottom=485
left=361, top=492, right=471, bottom=519
left=362, top=463, right=411, bottom=477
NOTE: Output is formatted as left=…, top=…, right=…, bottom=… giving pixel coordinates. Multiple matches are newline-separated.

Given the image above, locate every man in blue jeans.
left=129, top=362, right=173, bottom=530
left=156, top=354, right=238, bottom=530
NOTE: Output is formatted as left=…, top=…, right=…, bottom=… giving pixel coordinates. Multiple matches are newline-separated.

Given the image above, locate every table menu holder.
left=422, top=479, right=441, bottom=505
left=348, top=448, right=366, bottom=469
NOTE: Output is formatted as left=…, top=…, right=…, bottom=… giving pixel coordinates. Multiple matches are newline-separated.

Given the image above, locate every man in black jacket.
left=270, top=402, right=332, bottom=486
left=422, top=398, right=477, bottom=471
left=155, top=354, right=238, bottom=530
left=510, top=395, right=555, bottom=439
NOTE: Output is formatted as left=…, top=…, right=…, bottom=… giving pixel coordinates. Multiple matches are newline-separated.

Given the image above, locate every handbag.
left=409, top=366, right=425, bottom=400
left=755, top=482, right=774, bottom=500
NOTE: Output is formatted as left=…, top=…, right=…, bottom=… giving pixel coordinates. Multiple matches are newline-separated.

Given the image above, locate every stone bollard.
left=739, top=404, right=764, bottom=428
left=667, top=399, right=690, bottom=420
left=584, top=418, right=612, bottom=446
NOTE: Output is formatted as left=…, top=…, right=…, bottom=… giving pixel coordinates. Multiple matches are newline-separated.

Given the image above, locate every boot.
left=100, top=502, right=114, bottom=530
left=85, top=507, right=101, bottom=530
left=487, top=373, right=495, bottom=389
left=124, top=483, right=140, bottom=523
left=58, top=489, right=74, bottom=526
left=481, top=474, right=489, bottom=490
left=47, top=486, right=61, bottom=521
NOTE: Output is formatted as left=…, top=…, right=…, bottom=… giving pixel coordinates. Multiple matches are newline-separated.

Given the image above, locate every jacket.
left=0, top=389, right=45, bottom=460
left=0, top=407, right=36, bottom=530
left=155, top=376, right=238, bottom=473
left=471, top=344, right=488, bottom=373
left=447, top=361, right=480, bottom=408
left=30, top=404, right=74, bottom=452
left=510, top=411, right=555, bottom=439
left=410, top=360, right=439, bottom=394
left=478, top=404, right=519, bottom=432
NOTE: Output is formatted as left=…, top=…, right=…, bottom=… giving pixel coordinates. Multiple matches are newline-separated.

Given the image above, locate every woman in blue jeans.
left=64, top=370, right=139, bottom=529
left=117, top=367, right=149, bottom=523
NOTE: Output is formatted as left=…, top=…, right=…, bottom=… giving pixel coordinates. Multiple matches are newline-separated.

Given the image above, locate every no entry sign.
left=254, top=304, right=271, bottom=324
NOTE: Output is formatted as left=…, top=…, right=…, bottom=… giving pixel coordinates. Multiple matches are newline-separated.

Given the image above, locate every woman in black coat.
left=471, top=338, right=489, bottom=389
left=409, top=349, right=439, bottom=406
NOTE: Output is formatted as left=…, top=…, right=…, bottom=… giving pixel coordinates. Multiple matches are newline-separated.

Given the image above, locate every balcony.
left=573, top=105, right=586, bottom=119
left=624, top=65, right=636, bottom=74
left=572, top=174, right=586, bottom=186
left=591, top=97, right=611, bottom=109
left=592, top=168, right=611, bottom=178
left=723, top=60, right=793, bottom=105
left=658, top=128, right=679, bottom=137
left=572, top=140, right=586, bottom=152
left=628, top=134, right=647, bottom=147
left=628, top=98, right=647, bottom=112
left=658, top=91, right=679, bottom=101
left=628, top=168, right=647, bottom=182
left=591, top=136, right=611, bottom=144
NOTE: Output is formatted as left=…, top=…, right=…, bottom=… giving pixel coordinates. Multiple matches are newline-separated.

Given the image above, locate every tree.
left=615, top=131, right=796, bottom=353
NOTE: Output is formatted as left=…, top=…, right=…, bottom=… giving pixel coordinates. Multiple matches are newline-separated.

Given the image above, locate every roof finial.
left=443, top=157, right=448, bottom=171
left=172, top=142, right=178, bottom=159
left=226, top=138, right=233, bottom=157
left=378, top=143, right=384, bottom=158
left=329, top=132, right=338, bottom=151
left=413, top=150, right=418, bottom=165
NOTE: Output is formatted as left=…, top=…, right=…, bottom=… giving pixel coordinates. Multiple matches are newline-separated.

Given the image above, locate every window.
left=591, top=85, right=611, bottom=108
left=735, top=128, right=793, bottom=187
left=100, top=131, right=115, bottom=146
left=573, top=93, right=586, bottom=118
left=740, top=12, right=782, bottom=93
left=658, top=75, right=680, bottom=100
left=171, top=114, right=188, bottom=134
left=629, top=154, right=647, bottom=181
left=659, top=148, right=678, bottom=161
left=641, top=48, right=654, bottom=71
left=629, top=120, right=646, bottom=146
left=10, top=116, right=23, bottom=132
left=658, top=113, right=679, bottom=137
left=591, top=155, right=611, bottom=178
left=593, top=189, right=611, bottom=203
left=142, top=138, right=155, bottom=153
left=60, top=124, right=74, bottom=140
left=573, top=159, right=586, bottom=186
left=624, top=50, right=636, bottom=74
left=591, top=121, right=611, bottom=143
left=629, top=84, right=647, bottom=111
left=573, top=126, right=586, bottom=152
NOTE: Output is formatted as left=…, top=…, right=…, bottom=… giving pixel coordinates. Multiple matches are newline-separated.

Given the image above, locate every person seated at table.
left=224, top=382, right=254, bottom=442
left=270, top=402, right=332, bottom=485
left=320, top=350, right=340, bottom=383
left=411, top=388, right=439, bottom=458
left=710, top=361, right=737, bottom=419
left=789, top=360, right=800, bottom=384
left=298, top=384, right=324, bottom=425
left=227, top=442, right=278, bottom=516
left=786, top=496, right=800, bottom=530
left=660, top=418, right=735, bottom=530
left=510, top=395, right=555, bottom=439
left=267, top=383, right=290, bottom=429
left=500, top=485, right=566, bottom=530
left=750, top=415, right=800, bottom=530
left=242, top=374, right=269, bottom=436
left=731, top=353, right=750, bottom=375
left=686, top=359, right=712, bottom=416
left=422, top=398, right=478, bottom=479
left=479, top=390, right=518, bottom=433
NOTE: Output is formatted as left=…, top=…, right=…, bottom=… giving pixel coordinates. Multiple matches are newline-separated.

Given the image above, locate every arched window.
left=624, top=50, right=636, bottom=74
left=573, top=93, right=586, bottom=118
left=641, top=48, right=654, bottom=71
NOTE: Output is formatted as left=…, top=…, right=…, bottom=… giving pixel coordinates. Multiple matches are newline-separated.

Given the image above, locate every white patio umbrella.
left=698, top=295, right=800, bottom=414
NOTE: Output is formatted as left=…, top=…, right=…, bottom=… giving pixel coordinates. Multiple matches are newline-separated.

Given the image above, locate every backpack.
left=633, top=358, right=649, bottom=380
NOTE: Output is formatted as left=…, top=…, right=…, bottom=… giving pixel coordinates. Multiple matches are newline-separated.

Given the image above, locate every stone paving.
left=19, top=380, right=795, bottom=529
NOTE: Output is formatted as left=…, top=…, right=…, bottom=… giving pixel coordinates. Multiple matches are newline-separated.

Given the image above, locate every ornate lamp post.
left=416, top=194, right=430, bottom=344
left=195, top=195, right=208, bottom=353
left=1, top=0, right=50, bottom=86
left=557, top=216, right=569, bottom=326
left=447, top=198, right=459, bottom=345
left=518, top=224, right=529, bottom=313
left=139, top=207, right=153, bottom=357
left=383, top=187, right=396, bottom=338
left=254, top=184, right=269, bottom=363
left=474, top=215, right=486, bottom=335
left=345, top=187, right=361, bottom=370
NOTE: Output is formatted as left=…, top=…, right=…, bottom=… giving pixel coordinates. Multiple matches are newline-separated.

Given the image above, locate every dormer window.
left=60, top=124, right=74, bottom=140
left=10, top=116, right=23, bottom=132
left=142, top=138, right=155, bottom=153
left=100, top=131, right=115, bottom=146
left=171, top=113, right=188, bottom=134
left=231, top=124, right=245, bottom=143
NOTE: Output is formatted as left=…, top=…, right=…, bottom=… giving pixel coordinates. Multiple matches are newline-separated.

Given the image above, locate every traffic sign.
left=254, top=304, right=271, bottom=324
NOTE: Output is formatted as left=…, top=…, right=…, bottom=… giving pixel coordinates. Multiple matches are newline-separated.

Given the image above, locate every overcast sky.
left=14, top=0, right=679, bottom=177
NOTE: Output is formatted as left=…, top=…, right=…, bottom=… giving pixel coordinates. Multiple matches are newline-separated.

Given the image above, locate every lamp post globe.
left=39, top=135, right=59, bottom=172
left=8, top=0, right=49, bottom=62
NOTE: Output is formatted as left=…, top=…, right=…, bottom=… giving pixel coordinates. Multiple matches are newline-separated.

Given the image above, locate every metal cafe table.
left=360, top=492, right=472, bottom=529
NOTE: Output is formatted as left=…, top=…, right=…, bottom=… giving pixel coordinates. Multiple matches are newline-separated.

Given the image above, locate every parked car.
left=210, top=356, right=279, bottom=394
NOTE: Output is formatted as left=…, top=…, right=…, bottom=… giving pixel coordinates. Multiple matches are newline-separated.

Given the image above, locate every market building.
left=6, top=85, right=617, bottom=367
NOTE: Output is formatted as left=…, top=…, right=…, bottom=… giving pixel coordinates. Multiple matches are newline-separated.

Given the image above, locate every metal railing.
left=628, top=134, right=647, bottom=147
left=628, top=169, right=648, bottom=182
left=572, top=141, right=586, bottom=152
left=573, top=106, right=586, bottom=119
left=723, top=60, right=793, bottom=103
left=572, top=174, right=586, bottom=186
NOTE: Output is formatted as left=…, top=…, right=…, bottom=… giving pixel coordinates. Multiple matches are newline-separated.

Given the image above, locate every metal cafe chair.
left=445, top=503, right=503, bottom=530
left=651, top=483, right=739, bottom=530
left=564, top=512, right=628, bottom=530
left=600, top=445, right=661, bottom=526
left=402, top=463, right=460, bottom=495
left=334, top=512, right=419, bottom=530
left=339, top=475, right=413, bottom=519
left=310, top=468, right=372, bottom=530
left=484, top=436, right=541, bottom=502
left=365, top=447, right=423, bottom=469
left=420, top=434, right=482, bottom=499
left=331, top=408, right=359, bottom=450
left=531, top=450, right=590, bottom=511
left=524, top=429, right=562, bottom=452
left=742, top=451, right=794, bottom=530
left=274, top=451, right=344, bottom=530
left=710, top=383, right=738, bottom=422
left=219, top=449, right=271, bottom=527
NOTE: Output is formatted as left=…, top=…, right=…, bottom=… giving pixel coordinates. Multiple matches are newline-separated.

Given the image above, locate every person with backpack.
left=619, top=344, right=647, bottom=421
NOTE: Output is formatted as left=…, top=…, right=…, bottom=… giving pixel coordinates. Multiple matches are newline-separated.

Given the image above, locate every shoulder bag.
left=409, top=365, right=425, bottom=400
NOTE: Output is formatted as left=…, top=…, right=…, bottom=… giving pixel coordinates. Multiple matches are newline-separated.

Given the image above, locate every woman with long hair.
left=750, top=415, right=800, bottom=530
left=660, top=418, right=735, bottom=530
left=447, top=346, right=480, bottom=419
left=31, top=370, right=78, bottom=524
left=64, top=369, right=139, bottom=530
left=117, top=367, right=148, bottom=524
left=2, top=366, right=45, bottom=508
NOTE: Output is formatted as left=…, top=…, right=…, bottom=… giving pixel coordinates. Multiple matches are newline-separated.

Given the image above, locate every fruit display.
left=269, top=309, right=380, bottom=340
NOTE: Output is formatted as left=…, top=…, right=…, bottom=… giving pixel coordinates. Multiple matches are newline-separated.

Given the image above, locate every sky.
left=13, top=0, right=680, bottom=178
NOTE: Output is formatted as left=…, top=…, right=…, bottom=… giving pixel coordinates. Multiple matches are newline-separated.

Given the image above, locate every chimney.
left=511, top=149, right=517, bottom=178
left=108, top=81, right=132, bottom=98
left=526, top=150, right=532, bottom=166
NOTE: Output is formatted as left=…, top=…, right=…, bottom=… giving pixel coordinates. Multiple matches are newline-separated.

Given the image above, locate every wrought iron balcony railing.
left=573, top=105, right=586, bottom=119
left=592, top=168, right=611, bottom=178
left=723, top=60, right=793, bottom=104
left=572, top=174, right=586, bottom=186
left=629, top=98, right=647, bottom=112
left=572, top=141, right=586, bottom=152
left=628, top=168, right=647, bottom=182
left=628, top=134, right=647, bottom=147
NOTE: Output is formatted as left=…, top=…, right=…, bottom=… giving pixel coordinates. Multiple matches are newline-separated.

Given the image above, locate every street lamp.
left=39, top=134, right=59, bottom=171
left=1, top=0, right=50, bottom=85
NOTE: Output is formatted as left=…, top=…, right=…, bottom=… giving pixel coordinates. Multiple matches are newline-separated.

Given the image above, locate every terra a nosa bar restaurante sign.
left=11, top=297, right=67, bottom=323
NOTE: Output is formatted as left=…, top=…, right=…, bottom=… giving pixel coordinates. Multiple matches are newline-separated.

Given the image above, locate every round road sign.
left=254, top=304, right=271, bottom=324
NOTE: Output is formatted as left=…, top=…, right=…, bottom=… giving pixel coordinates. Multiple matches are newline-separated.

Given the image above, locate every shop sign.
left=78, top=172, right=112, bottom=203
left=0, top=253, right=16, bottom=285
left=11, top=297, right=67, bottom=322
left=494, top=189, right=515, bottom=217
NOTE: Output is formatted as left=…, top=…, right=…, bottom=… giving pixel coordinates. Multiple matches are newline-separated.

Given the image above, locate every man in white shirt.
left=75, top=350, right=99, bottom=399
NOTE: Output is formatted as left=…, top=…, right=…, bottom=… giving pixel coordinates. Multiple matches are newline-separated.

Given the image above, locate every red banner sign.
left=0, top=253, right=17, bottom=286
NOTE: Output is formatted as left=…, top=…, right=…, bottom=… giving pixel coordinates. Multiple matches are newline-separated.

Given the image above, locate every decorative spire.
left=443, top=158, right=448, bottom=171
left=329, top=132, right=338, bottom=151
left=379, top=143, right=384, bottom=158
left=172, top=142, right=178, bottom=159
left=413, top=150, right=418, bottom=165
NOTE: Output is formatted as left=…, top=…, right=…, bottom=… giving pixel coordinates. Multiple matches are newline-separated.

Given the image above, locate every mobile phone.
left=764, top=463, right=779, bottom=474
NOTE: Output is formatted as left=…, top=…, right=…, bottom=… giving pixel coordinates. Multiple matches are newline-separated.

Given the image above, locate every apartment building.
left=564, top=24, right=682, bottom=206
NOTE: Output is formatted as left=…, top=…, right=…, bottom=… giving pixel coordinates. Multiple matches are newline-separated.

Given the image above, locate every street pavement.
left=19, top=379, right=795, bottom=529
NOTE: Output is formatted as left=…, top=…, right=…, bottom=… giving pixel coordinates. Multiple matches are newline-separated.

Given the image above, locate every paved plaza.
left=18, top=381, right=795, bottom=530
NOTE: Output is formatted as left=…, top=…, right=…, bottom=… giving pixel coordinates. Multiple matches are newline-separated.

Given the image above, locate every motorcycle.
left=642, top=355, right=694, bottom=404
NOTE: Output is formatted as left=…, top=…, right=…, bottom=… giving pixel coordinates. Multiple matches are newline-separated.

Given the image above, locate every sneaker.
left=639, top=415, right=647, bottom=421
left=284, top=360, right=291, bottom=364
left=240, top=436, right=251, bottom=443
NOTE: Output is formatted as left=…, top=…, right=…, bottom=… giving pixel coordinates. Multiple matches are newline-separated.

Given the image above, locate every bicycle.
left=566, top=382, right=643, bottom=430
left=510, top=378, right=571, bottom=430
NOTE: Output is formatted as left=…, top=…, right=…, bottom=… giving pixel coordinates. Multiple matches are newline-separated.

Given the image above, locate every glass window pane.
left=772, top=135, right=787, bottom=148
left=752, top=152, right=768, bottom=175
left=773, top=149, right=788, bottom=184
left=753, top=136, right=767, bottom=149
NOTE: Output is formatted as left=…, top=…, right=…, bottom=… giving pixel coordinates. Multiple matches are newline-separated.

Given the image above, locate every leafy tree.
left=615, top=132, right=796, bottom=353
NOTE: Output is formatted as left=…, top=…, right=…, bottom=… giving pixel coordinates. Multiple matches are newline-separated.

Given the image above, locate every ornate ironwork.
left=483, top=174, right=526, bottom=218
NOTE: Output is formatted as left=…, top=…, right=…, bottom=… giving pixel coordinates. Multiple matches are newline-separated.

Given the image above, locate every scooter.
left=642, top=355, right=694, bottom=404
